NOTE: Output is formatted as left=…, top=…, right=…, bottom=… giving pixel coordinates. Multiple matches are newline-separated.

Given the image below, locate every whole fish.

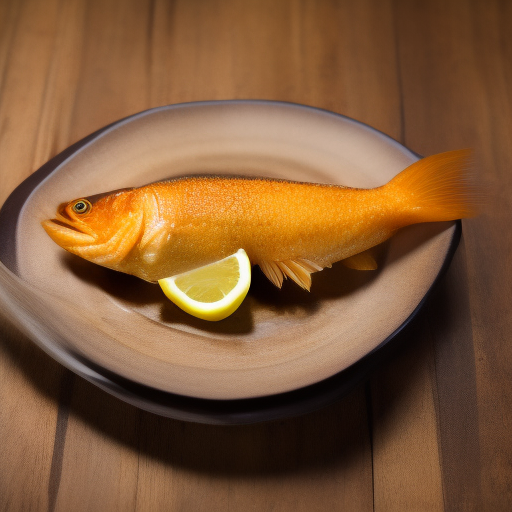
left=42, top=150, right=477, bottom=290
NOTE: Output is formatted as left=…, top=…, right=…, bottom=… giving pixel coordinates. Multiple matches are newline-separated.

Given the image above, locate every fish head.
left=42, top=188, right=143, bottom=267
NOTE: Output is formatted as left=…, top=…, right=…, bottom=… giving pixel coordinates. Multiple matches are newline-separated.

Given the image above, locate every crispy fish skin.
left=42, top=150, right=478, bottom=290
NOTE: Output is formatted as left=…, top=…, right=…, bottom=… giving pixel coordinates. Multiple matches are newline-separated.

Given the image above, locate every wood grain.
left=1, top=0, right=511, bottom=510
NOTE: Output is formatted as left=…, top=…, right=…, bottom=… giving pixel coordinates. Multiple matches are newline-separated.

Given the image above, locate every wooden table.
left=1, top=0, right=510, bottom=510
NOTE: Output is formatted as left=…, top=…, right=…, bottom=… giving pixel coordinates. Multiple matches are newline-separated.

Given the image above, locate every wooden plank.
left=68, top=0, right=152, bottom=144
left=0, top=0, right=20, bottom=93
left=0, top=0, right=61, bottom=203
left=392, top=0, right=512, bottom=509
left=427, top=237, right=483, bottom=510
left=0, top=319, right=63, bottom=512
left=0, top=1, right=78, bottom=510
left=53, top=380, right=140, bottom=512
left=369, top=315, right=445, bottom=511
left=31, top=0, right=87, bottom=170
left=460, top=1, right=512, bottom=508
left=292, top=0, right=402, bottom=136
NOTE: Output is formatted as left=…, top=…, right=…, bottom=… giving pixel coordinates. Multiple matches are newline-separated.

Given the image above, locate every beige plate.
left=0, top=101, right=456, bottom=405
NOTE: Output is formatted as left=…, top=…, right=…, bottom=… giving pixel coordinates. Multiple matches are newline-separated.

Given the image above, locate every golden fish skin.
left=42, top=150, right=477, bottom=290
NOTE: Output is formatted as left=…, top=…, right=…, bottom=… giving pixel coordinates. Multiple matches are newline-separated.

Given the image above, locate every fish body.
left=42, top=150, right=477, bottom=290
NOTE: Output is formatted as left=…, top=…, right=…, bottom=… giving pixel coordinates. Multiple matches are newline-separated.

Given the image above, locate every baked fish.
left=42, top=150, right=477, bottom=290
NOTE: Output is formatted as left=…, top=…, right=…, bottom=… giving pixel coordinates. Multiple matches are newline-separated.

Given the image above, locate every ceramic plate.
left=0, top=101, right=459, bottom=423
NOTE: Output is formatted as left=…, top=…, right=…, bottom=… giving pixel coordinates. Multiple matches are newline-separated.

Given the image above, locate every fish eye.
left=72, top=199, right=92, bottom=215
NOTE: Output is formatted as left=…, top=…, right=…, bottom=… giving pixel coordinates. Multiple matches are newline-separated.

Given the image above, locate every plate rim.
left=0, top=100, right=461, bottom=424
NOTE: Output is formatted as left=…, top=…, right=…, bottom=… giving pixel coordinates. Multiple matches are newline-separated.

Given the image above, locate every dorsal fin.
left=259, top=258, right=323, bottom=291
left=341, top=249, right=378, bottom=270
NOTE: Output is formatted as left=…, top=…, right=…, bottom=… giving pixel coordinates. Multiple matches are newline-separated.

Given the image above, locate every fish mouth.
left=42, top=218, right=96, bottom=246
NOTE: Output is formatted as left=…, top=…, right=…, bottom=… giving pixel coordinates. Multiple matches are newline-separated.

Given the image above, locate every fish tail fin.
left=387, top=149, right=481, bottom=223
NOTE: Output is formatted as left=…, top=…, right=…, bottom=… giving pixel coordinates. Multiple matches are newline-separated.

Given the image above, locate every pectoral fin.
left=259, top=258, right=323, bottom=291
left=341, top=250, right=378, bottom=270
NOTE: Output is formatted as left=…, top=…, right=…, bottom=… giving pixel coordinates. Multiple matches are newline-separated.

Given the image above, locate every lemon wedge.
left=158, top=249, right=251, bottom=321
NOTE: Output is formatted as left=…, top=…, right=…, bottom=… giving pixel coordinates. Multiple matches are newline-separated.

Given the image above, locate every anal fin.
left=259, top=258, right=323, bottom=291
left=341, top=249, right=378, bottom=270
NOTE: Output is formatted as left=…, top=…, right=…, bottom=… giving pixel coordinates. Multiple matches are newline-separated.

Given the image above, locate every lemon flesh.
left=158, top=249, right=251, bottom=321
